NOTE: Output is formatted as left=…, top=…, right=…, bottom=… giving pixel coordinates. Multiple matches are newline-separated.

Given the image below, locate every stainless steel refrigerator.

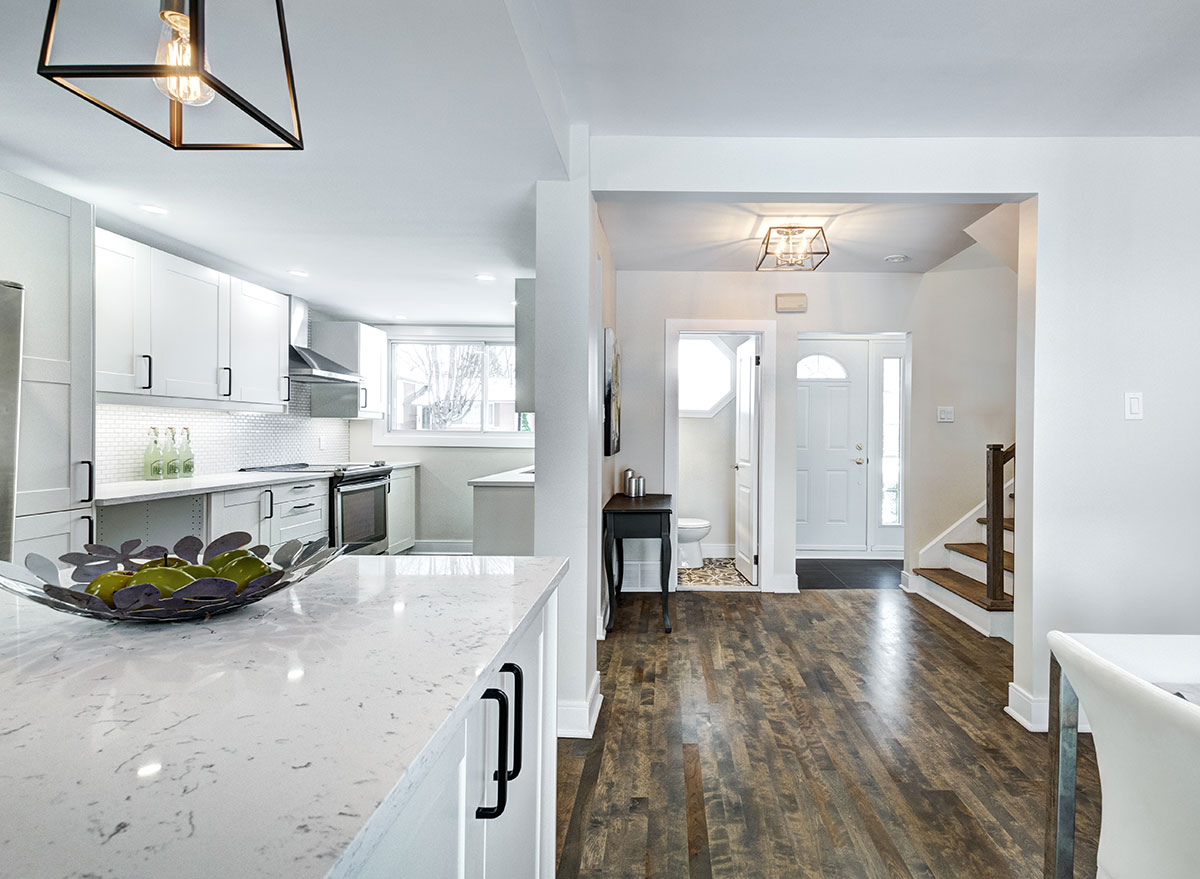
left=0, top=280, right=23, bottom=563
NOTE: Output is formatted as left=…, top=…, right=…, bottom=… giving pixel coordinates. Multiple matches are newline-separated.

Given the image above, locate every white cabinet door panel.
left=11, top=510, right=92, bottom=568
left=387, top=468, right=416, bottom=553
left=150, top=251, right=230, bottom=400
left=94, top=229, right=152, bottom=394
left=230, top=279, right=288, bottom=405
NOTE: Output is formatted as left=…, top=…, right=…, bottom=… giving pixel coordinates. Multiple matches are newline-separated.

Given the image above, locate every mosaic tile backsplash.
left=95, top=382, right=351, bottom=483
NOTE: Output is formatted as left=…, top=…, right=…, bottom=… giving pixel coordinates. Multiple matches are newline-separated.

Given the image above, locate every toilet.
left=677, top=517, right=711, bottom=568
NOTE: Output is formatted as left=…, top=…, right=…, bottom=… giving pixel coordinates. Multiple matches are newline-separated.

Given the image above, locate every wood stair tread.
left=975, top=517, right=1015, bottom=531
left=914, top=568, right=1014, bottom=611
left=945, top=542, right=1014, bottom=572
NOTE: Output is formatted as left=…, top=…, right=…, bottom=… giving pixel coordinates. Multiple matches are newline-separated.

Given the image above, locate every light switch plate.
left=1124, top=392, right=1143, bottom=420
left=937, top=406, right=955, bottom=423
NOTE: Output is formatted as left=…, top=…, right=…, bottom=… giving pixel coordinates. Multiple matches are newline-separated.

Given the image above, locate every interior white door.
left=733, top=338, right=759, bottom=584
left=795, top=339, right=869, bottom=550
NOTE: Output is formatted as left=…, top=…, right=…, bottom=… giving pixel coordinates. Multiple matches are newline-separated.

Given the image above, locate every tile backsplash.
left=96, top=382, right=350, bottom=483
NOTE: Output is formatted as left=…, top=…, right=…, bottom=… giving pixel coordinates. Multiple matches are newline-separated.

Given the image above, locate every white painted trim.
left=899, top=570, right=912, bottom=591
left=558, top=670, right=603, bottom=738
left=916, top=476, right=1015, bottom=569
left=410, top=539, right=473, bottom=554
left=906, top=571, right=1013, bottom=642
left=796, top=549, right=903, bottom=560
left=1005, top=682, right=1047, bottom=732
left=694, top=542, right=734, bottom=560
left=664, top=320, right=777, bottom=593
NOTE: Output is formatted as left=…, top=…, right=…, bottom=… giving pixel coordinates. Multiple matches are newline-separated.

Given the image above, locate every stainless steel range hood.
left=288, top=298, right=361, bottom=384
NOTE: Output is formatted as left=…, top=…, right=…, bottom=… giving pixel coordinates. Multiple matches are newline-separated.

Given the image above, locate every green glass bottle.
left=180, top=427, right=195, bottom=477
left=143, top=428, right=164, bottom=480
left=163, top=427, right=181, bottom=479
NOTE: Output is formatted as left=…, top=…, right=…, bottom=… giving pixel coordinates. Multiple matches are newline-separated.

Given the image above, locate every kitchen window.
left=380, top=334, right=534, bottom=447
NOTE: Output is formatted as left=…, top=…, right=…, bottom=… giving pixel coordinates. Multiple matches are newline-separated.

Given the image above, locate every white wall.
left=679, top=402, right=735, bottom=549
left=591, top=134, right=1200, bottom=730
left=612, top=261, right=1016, bottom=588
left=348, top=423, right=533, bottom=544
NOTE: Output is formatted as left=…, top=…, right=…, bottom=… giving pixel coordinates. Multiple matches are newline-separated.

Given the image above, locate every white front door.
left=795, top=339, right=869, bottom=550
left=733, top=338, right=759, bottom=584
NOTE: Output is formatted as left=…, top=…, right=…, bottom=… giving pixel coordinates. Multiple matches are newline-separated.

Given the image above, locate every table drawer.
left=608, top=511, right=670, bottom=538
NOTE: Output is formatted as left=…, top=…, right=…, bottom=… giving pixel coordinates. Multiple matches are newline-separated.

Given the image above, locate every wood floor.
left=557, top=590, right=1100, bottom=879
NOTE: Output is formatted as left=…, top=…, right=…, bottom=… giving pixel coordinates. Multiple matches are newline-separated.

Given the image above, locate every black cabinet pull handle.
left=495, top=663, right=523, bottom=782
left=265, top=489, right=274, bottom=519
left=360, top=386, right=367, bottom=410
left=476, top=688, right=509, bottom=820
left=142, top=354, right=153, bottom=389
left=283, top=375, right=291, bottom=402
left=291, top=484, right=316, bottom=490
left=80, top=460, right=94, bottom=504
left=82, top=514, right=94, bottom=545
left=292, top=502, right=315, bottom=510
left=222, top=367, right=233, bottom=397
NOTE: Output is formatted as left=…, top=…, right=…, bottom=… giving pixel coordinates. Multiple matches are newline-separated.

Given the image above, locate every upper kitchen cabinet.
left=0, top=170, right=94, bottom=518
left=229, top=279, right=289, bottom=405
left=150, top=250, right=231, bottom=401
left=309, top=321, right=387, bottom=419
left=95, top=231, right=290, bottom=409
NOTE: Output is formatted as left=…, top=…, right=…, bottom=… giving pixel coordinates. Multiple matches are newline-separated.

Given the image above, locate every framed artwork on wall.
left=604, top=328, right=620, bottom=456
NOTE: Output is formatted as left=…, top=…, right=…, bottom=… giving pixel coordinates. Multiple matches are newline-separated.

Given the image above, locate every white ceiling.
left=0, top=1, right=1195, bottom=323
left=534, top=0, right=1200, bottom=137
left=595, top=200, right=1001, bottom=273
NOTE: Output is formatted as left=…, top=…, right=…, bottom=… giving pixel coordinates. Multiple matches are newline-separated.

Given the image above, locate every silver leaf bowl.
left=0, top=531, right=344, bottom=622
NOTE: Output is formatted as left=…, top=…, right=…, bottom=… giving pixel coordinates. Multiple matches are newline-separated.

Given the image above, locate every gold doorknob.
left=855, top=457, right=865, bottom=465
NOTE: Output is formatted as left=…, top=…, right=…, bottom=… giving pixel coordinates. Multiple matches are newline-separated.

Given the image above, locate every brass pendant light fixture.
left=756, top=226, right=829, bottom=271
left=37, top=0, right=303, bottom=150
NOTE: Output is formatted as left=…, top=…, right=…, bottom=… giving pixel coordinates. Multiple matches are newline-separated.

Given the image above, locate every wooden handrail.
left=985, top=443, right=1014, bottom=607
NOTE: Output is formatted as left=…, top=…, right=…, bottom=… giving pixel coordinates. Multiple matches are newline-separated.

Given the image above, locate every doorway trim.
left=664, top=319, right=780, bottom=592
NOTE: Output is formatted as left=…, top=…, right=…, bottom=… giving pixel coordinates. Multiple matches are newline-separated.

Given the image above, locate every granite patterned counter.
left=0, top=554, right=567, bottom=878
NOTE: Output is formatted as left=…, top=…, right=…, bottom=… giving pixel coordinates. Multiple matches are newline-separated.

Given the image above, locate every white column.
left=535, top=125, right=602, bottom=738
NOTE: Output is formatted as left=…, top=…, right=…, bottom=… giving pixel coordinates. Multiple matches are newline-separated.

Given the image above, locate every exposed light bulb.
left=775, top=229, right=812, bottom=268
left=153, top=8, right=215, bottom=107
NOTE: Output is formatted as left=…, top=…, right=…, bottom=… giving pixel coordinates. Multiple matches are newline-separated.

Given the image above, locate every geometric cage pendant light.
left=755, top=226, right=829, bottom=271
left=37, top=0, right=303, bottom=150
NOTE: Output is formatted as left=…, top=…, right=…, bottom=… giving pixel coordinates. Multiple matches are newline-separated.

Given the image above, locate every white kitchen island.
left=0, top=554, right=565, bottom=878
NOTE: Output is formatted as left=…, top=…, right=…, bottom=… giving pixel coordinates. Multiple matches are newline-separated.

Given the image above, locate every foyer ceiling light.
left=756, top=226, right=829, bottom=271
left=37, top=0, right=303, bottom=150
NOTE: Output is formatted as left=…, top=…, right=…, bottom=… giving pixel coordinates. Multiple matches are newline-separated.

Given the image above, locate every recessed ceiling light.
left=288, top=269, right=309, bottom=278
left=884, top=254, right=911, bottom=263
left=137, top=204, right=168, bottom=215
left=474, top=273, right=496, bottom=282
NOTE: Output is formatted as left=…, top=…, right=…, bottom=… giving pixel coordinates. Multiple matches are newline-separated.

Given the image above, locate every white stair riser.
left=904, top=574, right=1014, bottom=641
left=947, top=552, right=1013, bottom=586
left=979, top=527, right=1015, bottom=553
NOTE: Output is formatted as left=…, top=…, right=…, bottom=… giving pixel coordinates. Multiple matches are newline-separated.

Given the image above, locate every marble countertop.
left=467, top=465, right=535, bottom=487
left=94, top=471, right=334, bottom=506
left=0, top=553, right=567, bottom=879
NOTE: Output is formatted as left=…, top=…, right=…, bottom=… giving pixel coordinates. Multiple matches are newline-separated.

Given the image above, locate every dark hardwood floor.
left=557, top=590, right=1100, bottom=879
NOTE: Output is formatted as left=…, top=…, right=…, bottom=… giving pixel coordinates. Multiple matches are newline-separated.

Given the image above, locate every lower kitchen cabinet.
left=352, top=593, right=557, bottom=878
left=208, top=480, right=329, bottom=552
left=386, top=466, right=416, bottom=554
left=11, top=509, right=94, bottom=565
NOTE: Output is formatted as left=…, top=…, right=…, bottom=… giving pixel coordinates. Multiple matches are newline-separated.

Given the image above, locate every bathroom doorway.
left=665, top=320, right=776, bottom=593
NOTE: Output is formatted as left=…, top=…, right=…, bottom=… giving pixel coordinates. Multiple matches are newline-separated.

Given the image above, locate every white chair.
left=1047, top=631, right=1200, bottom=879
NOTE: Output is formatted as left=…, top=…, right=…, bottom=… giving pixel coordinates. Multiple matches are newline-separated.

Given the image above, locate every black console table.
left=602, top=493, right=673, bottom=633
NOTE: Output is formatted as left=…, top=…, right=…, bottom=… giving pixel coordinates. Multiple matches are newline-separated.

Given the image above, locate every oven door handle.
left=334, top=477, right=391, bottom=495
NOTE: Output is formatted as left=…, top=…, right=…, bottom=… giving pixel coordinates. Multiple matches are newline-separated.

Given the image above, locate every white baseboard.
left=558, top=671, right=603, bottom=738
left=695, top=543, right=734, bottom=560
left=906, top=572, right=1013, bottom=642
left=795, top=549, right=903, bottom=559
left=1006, top=682, right=1047, bottom=732
left=411, top=539, right=473, bottom=555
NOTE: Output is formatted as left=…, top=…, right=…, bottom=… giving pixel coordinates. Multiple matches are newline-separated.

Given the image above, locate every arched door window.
left=795, top=353, right=848, bottom=380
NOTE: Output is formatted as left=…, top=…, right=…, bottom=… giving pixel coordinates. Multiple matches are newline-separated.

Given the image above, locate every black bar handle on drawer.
left=494, top=663, right=523, bottom=782
left=82, top=514, right=94, bottom=544
left=222, top=367, right=233, bottom=397
left=81, top=460, right=94, bottom=504
left=476, top=688, right=509, bottom=820
left=360, top=386, right=368, bottom=410
left=266, top=489, right=274, bottom=519
left=283, top=375, right=291, bottom=402
left=142, top=354, right=153, bottom=389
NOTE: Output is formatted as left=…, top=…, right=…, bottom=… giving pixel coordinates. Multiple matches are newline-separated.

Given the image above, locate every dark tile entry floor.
left=796, top=558, right=902, bottom=589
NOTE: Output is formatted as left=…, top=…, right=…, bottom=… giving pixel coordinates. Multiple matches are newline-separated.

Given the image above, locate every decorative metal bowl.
left=0, top=532, right=344, bottom=622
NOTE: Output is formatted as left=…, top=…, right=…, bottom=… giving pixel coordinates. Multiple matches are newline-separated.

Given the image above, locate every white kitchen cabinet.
left=150, top=250, right=231, bottom=401
left=207, top=485, right=272, bottom=547
left=309, top=321, right=387, bottom=419
left=353, top=594, right=557, bottom=879
left=11, top=509, right=95, bottom=567
left=386, top=466, right=416, bottom=553
left=0, top=171, right=94, bottom=519
left=208, top=480, right=329, bottom=552
left=229, top=278, right=290, bottom=405
left=94, top=229, right=152, bottom=395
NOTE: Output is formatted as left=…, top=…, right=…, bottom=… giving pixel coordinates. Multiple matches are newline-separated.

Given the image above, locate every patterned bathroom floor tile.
left=677, top=558, right=756, bottom=591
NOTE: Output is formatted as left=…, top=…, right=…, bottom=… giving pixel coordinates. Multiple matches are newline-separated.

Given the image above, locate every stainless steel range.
left=241, top=462, right=393, bottom=555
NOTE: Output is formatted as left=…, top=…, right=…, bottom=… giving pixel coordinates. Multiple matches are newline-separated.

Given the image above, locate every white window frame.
left=371, top=325, right=534, bottom=448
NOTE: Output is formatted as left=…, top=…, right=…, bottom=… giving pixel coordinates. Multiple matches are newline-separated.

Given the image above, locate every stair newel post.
left=985, top=443, right=1006, bottom=606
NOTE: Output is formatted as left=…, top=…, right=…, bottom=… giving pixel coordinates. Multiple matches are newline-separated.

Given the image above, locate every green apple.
left=128, top=566, right=195, bottom=598
left=179, top=564, right=218, bottom=580
left=139, top=556, right=189, bottom=569
left=206, top=549, right=253, bottom=571
left=85, top=570, right=135, bottom=607
left=217, top=556, right=271, bottom=594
